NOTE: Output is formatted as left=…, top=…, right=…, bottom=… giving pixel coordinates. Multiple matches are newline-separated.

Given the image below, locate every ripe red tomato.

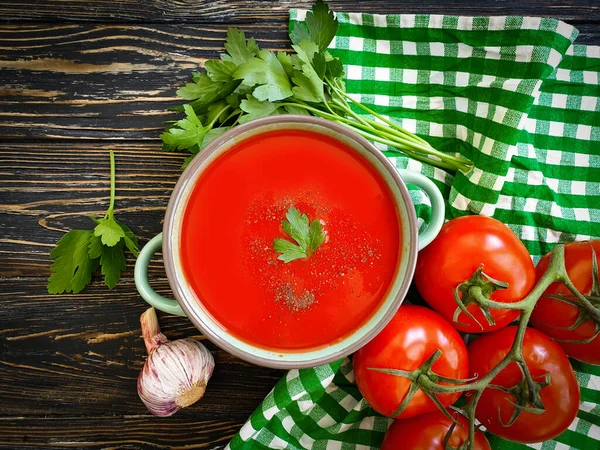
left=468, top=326, right=580, bottom=443
left=531, top=240, right=600, bottom=365
left=415, top=216, right=536, bottom=333
left=353, top=305, right=468, bottom=419
left=381, top=410, right=491, bottom=450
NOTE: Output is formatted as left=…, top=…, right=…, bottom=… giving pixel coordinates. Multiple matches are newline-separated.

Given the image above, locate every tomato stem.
left=452, top=266, right=509, bottom=328
left=561, top=277, right=600, bottom=324
left=464, top=390, right=482, bottom=450
left=375, top=244, right=592, bottom=450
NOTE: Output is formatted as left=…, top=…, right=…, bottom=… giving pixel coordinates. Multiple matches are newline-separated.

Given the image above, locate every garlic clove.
left=137, top=308, right=215, bottom=416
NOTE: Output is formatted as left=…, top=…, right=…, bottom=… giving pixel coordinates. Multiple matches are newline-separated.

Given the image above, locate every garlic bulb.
left=137, top=307, right=215, bottom=416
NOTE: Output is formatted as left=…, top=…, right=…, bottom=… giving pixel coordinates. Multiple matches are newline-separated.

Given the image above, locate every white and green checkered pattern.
left=227, top=358, right=391, bottom=449
left=227, top=10, right=600, bottom=450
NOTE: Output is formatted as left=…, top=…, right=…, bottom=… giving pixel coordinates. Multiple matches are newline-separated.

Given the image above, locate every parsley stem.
left=284, top=101, right=413, bottom=148
left=281, top=101, right=469, bottom=172
left=347, top=127, right=463, bottom=171
left=330, top=83, right=431, bottom=146
left=330, top=105, right=468, bottom=167
left=328, top=84, right=371, bottom=128
left=208, top=105, right=231, bottom=128
left=332, top=102, right=429, bottom=151
left=108, top=150, right=116, bottom=218
left=224, top=108, right=241, bottom=123
left=322, top=96, right=337, bottom=117
left=353, top=111, right=428, bottom=147
left=328, top=78, right=433, bottom=150
left=325, top=83, right=471, bottom=171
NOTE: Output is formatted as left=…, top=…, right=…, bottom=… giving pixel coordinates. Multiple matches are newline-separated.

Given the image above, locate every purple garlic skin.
left=138, top=338, right=215, bottom=417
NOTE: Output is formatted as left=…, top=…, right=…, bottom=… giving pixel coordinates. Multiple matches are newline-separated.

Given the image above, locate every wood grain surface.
left=1, top=0, right=599, bottom=449
left=0, top=0, right=598, bottom=25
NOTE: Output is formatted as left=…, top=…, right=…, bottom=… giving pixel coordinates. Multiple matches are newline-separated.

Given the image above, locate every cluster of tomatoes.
left=353, top=216, right=599, bottom=449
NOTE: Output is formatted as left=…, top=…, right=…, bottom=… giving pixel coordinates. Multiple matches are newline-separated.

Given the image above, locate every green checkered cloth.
left=227, top=10, right=600, bottom=450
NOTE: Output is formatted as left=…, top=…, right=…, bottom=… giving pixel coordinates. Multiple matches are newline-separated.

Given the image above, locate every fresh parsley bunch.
left=161, top=0, right=472, bottom=172
left=47, top=151, right=139, bottom=294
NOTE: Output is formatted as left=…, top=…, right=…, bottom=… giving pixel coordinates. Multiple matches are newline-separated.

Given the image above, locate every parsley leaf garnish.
left=273, top=239, right=308, bottom=263
left=161, top=1, right=473, bottom=173
left=47, top=151, right=139, bottom=294
left=274, top=206, right=326, bottom=263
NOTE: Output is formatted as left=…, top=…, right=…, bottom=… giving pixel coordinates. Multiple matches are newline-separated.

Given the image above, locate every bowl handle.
left=134, top=233, right=186, bottom=316
left=397, top=169, right=445, bottom=251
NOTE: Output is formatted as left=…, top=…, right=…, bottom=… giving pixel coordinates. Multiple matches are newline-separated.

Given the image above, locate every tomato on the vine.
left=531, top=240, right=600, bottom=365
left=415, top=216, right=536, bottom=334
left=353, top=305, right=468, bottom=419
left=381, top=410, right=491, bottom=450
left=468, top=326, right=579, bottom=443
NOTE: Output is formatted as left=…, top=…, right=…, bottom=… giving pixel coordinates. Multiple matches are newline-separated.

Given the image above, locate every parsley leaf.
left=234, top=49, right=293, bottom=102
left=305, top=0, right=338, bottom=52
left=47, top=151, right=139, bottom=294
left=290, top=19, right=310, bottom=45
left=291, top=68, right=324, bottom=103
left=87, top=235, right=126, bottom=289
left=274, top=206, right=326, bottom=263
left=277, top=52, right=293, bottom=77
left=161, top=104, right=208, bottom=152
left=98, top=240, right=127, bottom=289
left=274, top=239, right=307, bottom=263
left=48, top=230, right=98, bottom=294
left=312, top=52, right=326, bottom=80
left=118, top=220, right=140, bottom=257
left=93, top=217, right=125, bottom=247
left=175, top=71, right=240, bottom=118
left=283, top=206, right=310, bottom=250
left=290, top=42, right=325, bottom=103
left=203, top=127, right=230, bottom=147
left=239, top=95, right=278, bottom=124
left=177, top=72, right=219, bottom=101
left=222, top=28, right=259, bottom=66
left=290, top=0, right=338, bottom=53
left=205, top=59, right=237, bottom=83
left=293, top=40, right=319, bottom=66
left=309, top=219, right=326, bottom=250
left=207, top=100, right=229, bottom=125
left=325, top=56, right=344, bottom=79
left=181, top=127, right=230, bottom=169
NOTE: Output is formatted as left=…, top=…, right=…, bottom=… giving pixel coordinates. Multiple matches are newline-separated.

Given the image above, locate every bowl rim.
left=162, top=115, right=419, bottom=369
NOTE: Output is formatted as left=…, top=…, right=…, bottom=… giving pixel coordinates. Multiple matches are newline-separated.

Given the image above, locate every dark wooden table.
left=1, top=1, right=598, bottom=448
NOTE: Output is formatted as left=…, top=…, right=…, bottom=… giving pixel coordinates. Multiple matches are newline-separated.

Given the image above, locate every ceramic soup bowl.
left=135, top=116, right=444, bottom=369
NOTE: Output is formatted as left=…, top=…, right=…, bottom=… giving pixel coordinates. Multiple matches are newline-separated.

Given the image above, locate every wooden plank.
left=0, top=278, right=283, bottom=418
left=0, top=0, right=598, bottom=25
left=1, top=19, right=599, bottom=141
left=0, top=24, right=289, bottom=141
left=574, top=23, right=600, bottom=44
left=0, top=416, right=243, bottom=449
left=1, top=1, right=598, bottom=448
left=0, top=142, right=183, bottom=278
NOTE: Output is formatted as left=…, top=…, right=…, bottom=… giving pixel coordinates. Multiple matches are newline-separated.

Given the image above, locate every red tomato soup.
left=180, top=129, right=401, bottom=351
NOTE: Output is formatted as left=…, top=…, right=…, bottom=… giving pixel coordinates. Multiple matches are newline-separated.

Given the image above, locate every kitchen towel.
left=227, top=10, right=600, bottom=450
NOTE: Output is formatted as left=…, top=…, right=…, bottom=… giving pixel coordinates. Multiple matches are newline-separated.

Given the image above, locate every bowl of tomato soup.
left=135, top=116, right=444, bottom=368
